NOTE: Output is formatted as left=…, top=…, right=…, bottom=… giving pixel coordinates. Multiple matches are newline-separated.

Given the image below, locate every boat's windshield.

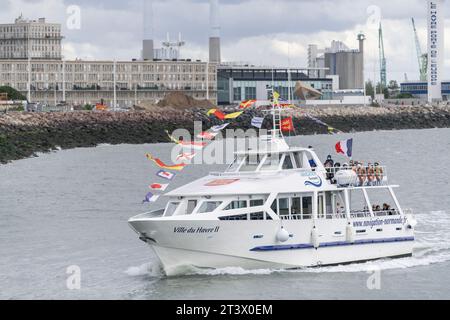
left=198, top=201, right=222, bottom=213
left=240, top=154, right=263, bottom=172
left=260, top=154, right=282, bottom=171
left=164, top=202, right=180, bottom=217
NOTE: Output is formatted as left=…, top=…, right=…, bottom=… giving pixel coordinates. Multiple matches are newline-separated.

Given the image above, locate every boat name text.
left=174, top=226, right=220, bottom=234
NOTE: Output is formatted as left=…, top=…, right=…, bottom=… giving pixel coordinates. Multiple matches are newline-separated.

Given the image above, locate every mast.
left=265, top=87, right=283, bottom=140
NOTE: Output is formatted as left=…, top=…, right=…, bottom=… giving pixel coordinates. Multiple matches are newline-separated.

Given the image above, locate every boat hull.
left=129, top=218, right=415, bottom=276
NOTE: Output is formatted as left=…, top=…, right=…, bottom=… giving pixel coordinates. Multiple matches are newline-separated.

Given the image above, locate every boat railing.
left=403, top=208, right=414, bottom=215
left=280, top=213, right=313, bottom=221
left=326, top=166, right=389, bottom=187
left=279, top=213, right=348, bottom=220
left=350, top=209, right=401, bottom=219
left=278, top=208, right=404, bottom=221
left=211, top=167, right=323, bottom=177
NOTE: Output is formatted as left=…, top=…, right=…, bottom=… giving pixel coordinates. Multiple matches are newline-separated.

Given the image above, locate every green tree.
left=388, top=80, right=399, bottom=90
left=83, top=104, right=94, bottom=111
left=0, top=86, right=27, bottom=101
left=365, top=81, right=375, bottom=99
left=396, top=93, right=413, bottom=99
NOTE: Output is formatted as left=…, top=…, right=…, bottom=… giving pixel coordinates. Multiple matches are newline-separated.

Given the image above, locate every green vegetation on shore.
left=0, top=86, right=27, bottom=101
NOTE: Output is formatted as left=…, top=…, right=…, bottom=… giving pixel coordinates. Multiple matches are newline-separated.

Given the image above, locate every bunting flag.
left=273, top=91, right=280, bottom=106
left=149, top=183, right=169, bottom=191
left=211, top=123, right=230, bottom=132
left=143, top=192, right=160, bottom=203
left=146, top=154, right=186, bottom=171
left=166, top=131, right=207, bottom=150
left=197, top=131, right=219, bottom=140
left=305, top=114, right=343, bottom=134
left=176, top=152, right=196, bottom=162
left=239, top=100, right=257, bottom=109
left=328, top=127, right=340, bottom=135
left=281, top=117, right=294, bottom=132
left=251, top=117, right=265, bottom=129
left=207, top=109, right=244, bottom=120
left=279, top=99, right=296, bottom=108
left=157, top=170, right=176, bottom=181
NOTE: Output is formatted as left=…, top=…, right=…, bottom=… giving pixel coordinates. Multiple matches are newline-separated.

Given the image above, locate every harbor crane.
left=411, top=18, right=428, bottom=82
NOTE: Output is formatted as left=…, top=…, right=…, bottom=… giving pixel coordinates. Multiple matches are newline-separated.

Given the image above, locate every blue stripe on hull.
left=250, top=237, right=415, bottom=252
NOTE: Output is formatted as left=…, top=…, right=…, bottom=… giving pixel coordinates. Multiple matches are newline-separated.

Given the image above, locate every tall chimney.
left=142, top=0, right=154, bottom=61
left=209, top=0, right=221, bottom=63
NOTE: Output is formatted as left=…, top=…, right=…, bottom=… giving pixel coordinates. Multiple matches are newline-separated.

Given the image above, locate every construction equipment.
left=378, top=23, right=387, bottom=90
left=411, top=18, right=428, bottom=82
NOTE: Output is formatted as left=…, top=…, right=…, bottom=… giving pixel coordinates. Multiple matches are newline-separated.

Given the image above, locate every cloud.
left=1, top=0, right=449, bottom=82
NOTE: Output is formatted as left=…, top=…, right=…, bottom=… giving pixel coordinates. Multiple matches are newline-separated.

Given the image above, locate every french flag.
left=335, top=139, right=353, bottom=158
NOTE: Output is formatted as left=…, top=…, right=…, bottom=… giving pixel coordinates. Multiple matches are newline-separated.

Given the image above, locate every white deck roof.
left=166, top=170, right=335, bottom=197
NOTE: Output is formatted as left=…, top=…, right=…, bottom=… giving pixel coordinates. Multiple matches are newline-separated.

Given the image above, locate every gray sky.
left=1, top=0, right=449, bottom=82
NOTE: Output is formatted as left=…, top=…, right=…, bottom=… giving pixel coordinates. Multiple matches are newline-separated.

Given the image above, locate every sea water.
left=1, top=128, right=450, bottom=299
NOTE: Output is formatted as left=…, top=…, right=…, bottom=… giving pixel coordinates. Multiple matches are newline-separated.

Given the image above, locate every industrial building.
left=400, top=81, right=450, bottom=100
left=0, top=15, right=63, bottom=60
left=308, top=35, right=365, bottom=90
left=217, top=65, right=333, bottom=105
left=0, top=59, right=217, bottom=108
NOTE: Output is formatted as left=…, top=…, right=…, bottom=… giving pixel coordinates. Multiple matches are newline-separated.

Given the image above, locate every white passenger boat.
left=129, top=101, right=417, bottom=276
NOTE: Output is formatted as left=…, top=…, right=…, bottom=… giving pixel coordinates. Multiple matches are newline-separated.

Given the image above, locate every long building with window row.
left=400, top=81, right=450, bottom=100
left=0, top=59, right=217, bottom=107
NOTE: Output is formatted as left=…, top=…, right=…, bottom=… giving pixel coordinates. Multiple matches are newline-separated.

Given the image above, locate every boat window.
left=282, top=155, right=294, bottom=170
left=291, top=197, right=301, bottom=216
left=165, top=202, right=180, bottom=217
left=250, top=199, right=264, bottom=207
left=279, top=198, right=290, bottom=216
left=250, top=212, right=264, bottom=220
left=260, top=154, right=282, bottom=171
left=198, top=201, right=222, bottom=213
left=225, top=200, right=247, bottom=210
left=227, top=156, right=245, bottom=172
left=302, top=197, right=313, bottom=219
left=265, top=213, right=273, bottom=220
left=293, top=152, right=303, bottom=169
left=186, top=200, right=197, bottom=215
left=240, top=154, right=263, bottom=172
left=271, top=199, right=278, bottom=214
left=219, top=214, right=248, bottom=221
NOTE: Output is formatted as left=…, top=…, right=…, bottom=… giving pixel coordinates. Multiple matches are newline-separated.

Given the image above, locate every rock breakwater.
left=1, top=105, right=450, bottom=164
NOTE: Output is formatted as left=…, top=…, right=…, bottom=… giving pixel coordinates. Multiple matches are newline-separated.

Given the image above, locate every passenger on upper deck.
left=367, top=163, right=375, bottom=186
left=375, top=162, right=384, bottom=185
left=357, top=162, right=367, bottom=186
left=324, top=155, right=335, bottom=180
